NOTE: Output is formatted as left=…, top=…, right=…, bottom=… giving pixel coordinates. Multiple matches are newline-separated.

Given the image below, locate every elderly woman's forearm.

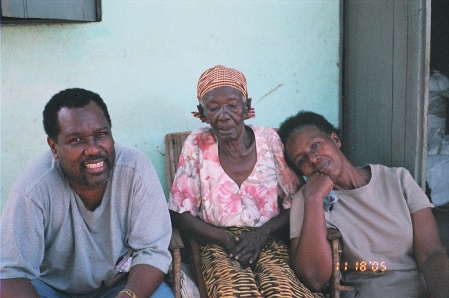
left=169, top=210, right=233, bottom=247
left=259, top=208, right=289, bottom=236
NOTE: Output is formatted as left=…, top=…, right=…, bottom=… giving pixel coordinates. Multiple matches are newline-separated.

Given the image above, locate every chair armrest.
left=326, top=227, right=356, bottom=297
left=327, top=228, right=342, bottom=241
left=169, top=227, right=184, bottom=298
left=170, top=227, right=184, bottom=250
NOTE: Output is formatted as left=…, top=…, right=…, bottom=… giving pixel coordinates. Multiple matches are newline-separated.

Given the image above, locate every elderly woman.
left=168, top=66, right=321, bottom=297
left=278, top=111, right=449, bottom=297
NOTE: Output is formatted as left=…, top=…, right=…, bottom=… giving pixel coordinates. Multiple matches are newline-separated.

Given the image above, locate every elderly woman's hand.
left=230, top=228, right=270, bottom=268
left=221, top=232, right=240, bottom=254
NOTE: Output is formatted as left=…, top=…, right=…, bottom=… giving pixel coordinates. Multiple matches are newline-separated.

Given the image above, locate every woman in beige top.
left=278, top=110, right=449, bottom=297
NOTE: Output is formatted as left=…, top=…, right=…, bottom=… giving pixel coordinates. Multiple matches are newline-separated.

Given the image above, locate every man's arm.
left=0, top=278, right=39, bottom=298
left=116, top=264, right=165, bottom=298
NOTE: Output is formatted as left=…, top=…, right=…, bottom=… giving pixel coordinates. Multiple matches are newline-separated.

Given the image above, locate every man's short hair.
left=43, top=88, right=112, bottom=141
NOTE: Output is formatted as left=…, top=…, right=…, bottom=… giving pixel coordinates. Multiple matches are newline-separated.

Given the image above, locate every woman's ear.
left=330, top=132, right=342, bottom=148
left=244, top=98, right=256, bottom=119
left=245, top=98, right=252, bottom=114
left=197, top=104, right=209, bottom=123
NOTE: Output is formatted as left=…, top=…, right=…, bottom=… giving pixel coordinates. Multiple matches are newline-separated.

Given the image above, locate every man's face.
left=47, top=101, right=115, bottom=191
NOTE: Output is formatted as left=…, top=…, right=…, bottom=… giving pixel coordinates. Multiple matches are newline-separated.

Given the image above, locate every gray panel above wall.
left=1, top=0, right=101, bottom=22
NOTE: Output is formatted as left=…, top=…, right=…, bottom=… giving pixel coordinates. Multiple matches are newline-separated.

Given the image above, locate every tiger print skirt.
left=199, top=227, right=324, bottom=298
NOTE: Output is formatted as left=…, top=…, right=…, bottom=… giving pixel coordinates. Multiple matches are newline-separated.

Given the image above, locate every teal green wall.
left=1, top=1, right=341, bottom=210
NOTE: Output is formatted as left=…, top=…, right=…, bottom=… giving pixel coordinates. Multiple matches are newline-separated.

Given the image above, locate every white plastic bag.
left=428, top=70, right=449, bottom=133
left=439, top=135, right=449, bottom=155
left=426, top=154, right=449, bottom=206
left=428, top=129, right=443, bottom=155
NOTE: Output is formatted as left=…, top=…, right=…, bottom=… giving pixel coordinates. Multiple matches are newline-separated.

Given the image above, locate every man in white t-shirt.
left=0, top=88, right=173, bottom=298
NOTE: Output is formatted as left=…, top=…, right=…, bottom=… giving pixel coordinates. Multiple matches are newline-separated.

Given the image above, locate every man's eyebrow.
left=63, top=131, right=82, bottom=138
left=63, top=126, right=110, bottom=137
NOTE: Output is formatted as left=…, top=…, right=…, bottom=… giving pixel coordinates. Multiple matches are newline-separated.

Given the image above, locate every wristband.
left=120, top=289, right=137, bottom=298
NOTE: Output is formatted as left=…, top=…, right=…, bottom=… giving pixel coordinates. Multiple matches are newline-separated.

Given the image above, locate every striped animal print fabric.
left=199, top=227, right=323, bottom=298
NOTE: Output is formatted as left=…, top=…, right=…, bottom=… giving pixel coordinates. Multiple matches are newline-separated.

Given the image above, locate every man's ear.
left=197, top=104, right=208, bottom=123
left=47, top=137, right=58, bottom=159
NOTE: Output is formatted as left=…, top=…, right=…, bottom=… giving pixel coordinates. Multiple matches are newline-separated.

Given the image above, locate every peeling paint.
left=257, top=83, right=284, bottom=103
left=154, top=147, right=165, bottom=156
left=0, top=1, right=340, bottom=210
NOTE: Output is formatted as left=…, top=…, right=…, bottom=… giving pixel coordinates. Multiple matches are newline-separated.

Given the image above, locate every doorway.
left=342, top=0, right=448, bottom=255
left=342, top=0, right=429, bottom=185
left=428, top=0, right=449, bottom=255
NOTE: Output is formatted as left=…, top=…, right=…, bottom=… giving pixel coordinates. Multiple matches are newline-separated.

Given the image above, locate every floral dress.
left=168, top=126, right=324, bottom=298
left=168, top=125, right=299, bottom=227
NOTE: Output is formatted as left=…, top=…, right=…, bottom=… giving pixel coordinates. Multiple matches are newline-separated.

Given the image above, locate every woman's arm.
left=290, top=173, right=333, bottom=292
left=169, top=210, right=237, bottom=252
left=231, top=208, right=290, bottom=267
left=412, top=208, right=449, bottom=297
left=290, top=198, right=332, bottom=292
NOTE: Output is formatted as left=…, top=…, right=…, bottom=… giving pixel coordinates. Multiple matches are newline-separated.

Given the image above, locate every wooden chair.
left=326, top=229, right=357, bottom=298
left=168, top=227, right=184, bottom=298
left=165, top=132, right=208, bottom=298
left=165, top=131, right=354, bottom=298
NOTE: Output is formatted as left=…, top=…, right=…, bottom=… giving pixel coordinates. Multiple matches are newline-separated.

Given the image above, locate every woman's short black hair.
left=278, top=110, right=340, bottom=174
left=43, top=88, right=111, bottom=141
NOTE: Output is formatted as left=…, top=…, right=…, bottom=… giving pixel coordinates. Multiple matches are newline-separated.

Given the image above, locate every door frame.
left=342, top=0, right=431, bottom=187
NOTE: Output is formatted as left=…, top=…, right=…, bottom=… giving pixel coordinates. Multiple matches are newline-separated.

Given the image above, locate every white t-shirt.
left=1, top=144, right=172, bottom=294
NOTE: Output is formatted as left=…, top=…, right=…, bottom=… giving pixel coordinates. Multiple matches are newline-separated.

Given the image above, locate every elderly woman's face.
left=285, top=125, right=342, bottom=178
left=202, top=86, right=248, bottom=139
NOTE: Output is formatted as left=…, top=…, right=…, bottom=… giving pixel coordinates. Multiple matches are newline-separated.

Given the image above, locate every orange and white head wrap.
left=197, top=65, right=248, bottom=101
left=193, top=65, right=255, bottom=122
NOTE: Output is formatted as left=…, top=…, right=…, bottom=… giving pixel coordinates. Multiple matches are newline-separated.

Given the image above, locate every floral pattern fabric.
left=168, top=125, right=300, bottom=228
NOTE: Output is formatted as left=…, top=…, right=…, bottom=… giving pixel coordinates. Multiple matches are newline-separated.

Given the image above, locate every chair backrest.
left=165, top=131, right=191, bottom=188
left=164, top=131, right=210, bottom=298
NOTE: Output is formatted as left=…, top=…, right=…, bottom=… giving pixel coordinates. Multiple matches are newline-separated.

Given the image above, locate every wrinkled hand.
left=222, top=232, right=240, bottom=255
left=229, top=228, right=270, bottom=268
